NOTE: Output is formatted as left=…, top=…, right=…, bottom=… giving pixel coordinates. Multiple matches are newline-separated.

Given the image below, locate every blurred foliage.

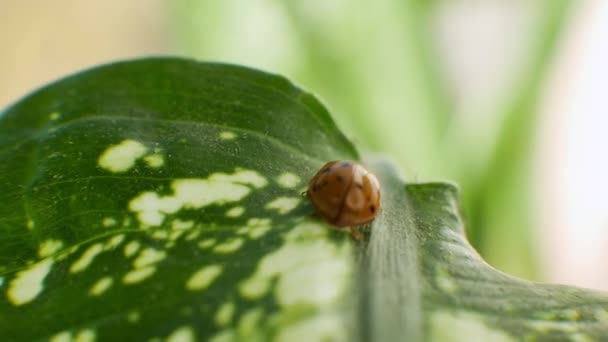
left=169, top=0, right=572, bottom=280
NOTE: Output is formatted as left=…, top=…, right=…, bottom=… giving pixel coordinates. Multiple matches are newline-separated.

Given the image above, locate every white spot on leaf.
left=172, top=219, right=194, bottom=230
left=70, top=243, right=104, bottom=273
left=123, top=266, right=156, bottom=284
left=167, top=326, right=196, bottom=342
left=127, top=310, right=140, bottom=323
left=213, top=238, right=244, bottom=254
left=98, top=139, right=148, bottom=173
left=185, top=230, right=201, bottom=241
left=215, top=301, right=235, bottom=327
left=219, top=131, right=237, bottom=140
left=7, top=258, right=53, bottom=306
left=124, top=241, right=141, bottom=258
left=133, top=248, right=166, bottom=268
left=102, top=217, right=117, bottom=227
left=198, top=239, right=216, bottom=249
left=237, top=308, right=264, bottom=336
left=89, top=276, right=113, bottom=296
left=128, top=170, right=267, bottom=227
left=226, top=206, right=245, bottom=218
left=265, top=197, right=300, bottom=214
left=208, top=330, right=235, bottom=342
left=239, top=277, right=270, bottom=300
left=152, top=230, right=169, bottom=240
left=50, top=331, right=71, bottom=342
left=238, top=222, right=351, bottom=306
left=186, top=265, right=222, bottom=291
left=38, top=239, right=63, bottom=258
left=104, top=234, right=125, bottom=250
left=129, top=192, right=181, bottom=227
left=277, top=172, right=301, bottom=189
left=242, top=218, right=272, bottom=239
left=144, top=153, right=164, bottom=168
left=75, top=329, right=96, bottom=342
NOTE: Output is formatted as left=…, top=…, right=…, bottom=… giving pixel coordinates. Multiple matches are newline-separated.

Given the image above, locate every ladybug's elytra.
left=306, top=161, right=381, bottom=239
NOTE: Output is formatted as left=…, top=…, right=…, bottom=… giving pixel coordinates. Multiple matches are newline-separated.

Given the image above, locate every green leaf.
left=1, top=58, right=607, bottom=341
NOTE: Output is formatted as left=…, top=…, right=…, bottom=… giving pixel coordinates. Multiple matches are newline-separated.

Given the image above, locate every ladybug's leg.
left=349, top=226, right=363, bottom=240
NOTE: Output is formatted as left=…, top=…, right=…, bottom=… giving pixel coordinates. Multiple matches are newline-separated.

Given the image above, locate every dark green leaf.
left=0, top=58, right=606, bottom=341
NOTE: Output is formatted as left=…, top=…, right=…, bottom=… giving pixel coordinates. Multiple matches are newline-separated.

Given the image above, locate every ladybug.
left=306, top=160, right=381, bottom=239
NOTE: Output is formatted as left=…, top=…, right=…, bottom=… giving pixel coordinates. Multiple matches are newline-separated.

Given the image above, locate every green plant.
left=1, top=58, right=606, bottom=341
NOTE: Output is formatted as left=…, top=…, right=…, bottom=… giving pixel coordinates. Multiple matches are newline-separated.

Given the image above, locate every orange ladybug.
left=307, top=161, right=381, bottom=238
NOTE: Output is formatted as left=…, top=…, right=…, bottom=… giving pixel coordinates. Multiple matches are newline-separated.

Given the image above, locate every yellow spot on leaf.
left=104, top=234, right=125, bottom=250
left=185, top=230, right=201, bottom=241
left=209, top=330, right=235, bottom=342
left=144, top=153, right=164, bottom=168
left=265, top=197, right=300, bottom=214
left=283, top=221, right=327, bottom=241
left=124, top=241, right=141, bottom=258
left=219, top=131, right=237, bottom=140
left=89, top=276, right=113, bottom=296
left=213, top=238, right=244, bottom=254
left=238, top=308, right=264, bottom=336
left=127, top=310, right=140, bottom=323
left=277, top=172, right=301, bottom=189
left=102, top=217, right=117, bottom=227
left=167, top=326, right=196, bottom=342
left=50, top=331, right=71, bottom=342
left=49, top=111, right=61, bottom=120
left=38, top=239, right=63, bottom=258
left=172, top=219, right=194, bottom=230
left=123, top=266, right=156, bottom=284
left=215, top=301, right=235, bottom=327
left=246, top=218, right=272, bottom=239
left=226, top=206, right=245, bottom=218
left=75, top=329, right=96, bottom=342
left=239, top=277, right=270, bottom=300
left=169, top=230, right=185, bottom=242
left=98, top=139, right=148, bottom=173
left=7, top=258, right=53, bottom=306
left=133, top=248, right=166, bottom=268
left=152, top=230, right=169, bottom=240
left=186, top=265, right=222, bottom=291
left=27, top=219, right=34, bottom=230
left=70, top=243, right=104, bottom=273
left=198, top=239, right=216, bottom=249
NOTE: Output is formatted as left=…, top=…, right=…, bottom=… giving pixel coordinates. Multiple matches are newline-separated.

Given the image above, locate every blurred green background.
left=2, top=0, right=606, bottom=286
